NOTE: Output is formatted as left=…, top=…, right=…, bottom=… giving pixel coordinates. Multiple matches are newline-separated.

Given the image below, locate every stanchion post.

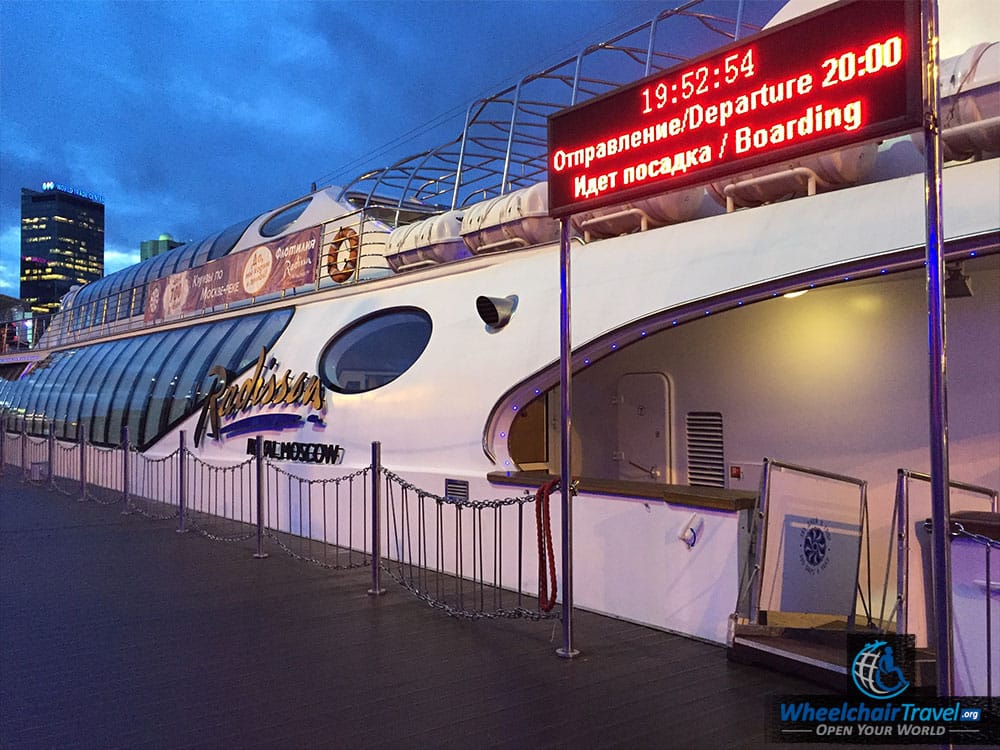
left=368, top=441, right=385, bottom=596
left=78, top=422, right=87, bottom=501
left=47, top=421, right=56, bottom=488
left=556, top=216, right=579, bottom=659
left=177, top=431, right=188, bottom=533
left=21, top=422, right=27, bottom=480
left=253, top=435, right=268, bottom=559
left=121, top=426, right=131, bottom=514
left=0, top=411, right=6, bottom=476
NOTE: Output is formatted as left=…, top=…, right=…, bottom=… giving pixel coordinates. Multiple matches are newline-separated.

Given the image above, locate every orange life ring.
left=326, top=227, right=359, bottom=283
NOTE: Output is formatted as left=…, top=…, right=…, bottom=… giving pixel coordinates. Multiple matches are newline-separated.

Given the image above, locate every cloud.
left=104, top=245, right=140, bottom=276
left=3, top=0, right=763, bottom=308
left=0, top=225, right=20, bottom=292
left=0, top=123, right=47, bottom=168
left=166, top=72, right=334, bottom=139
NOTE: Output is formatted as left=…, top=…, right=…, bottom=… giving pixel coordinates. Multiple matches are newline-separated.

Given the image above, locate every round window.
left=260, top=198, right=312, bottom=237
left=319, top=307, right=432, bottom=393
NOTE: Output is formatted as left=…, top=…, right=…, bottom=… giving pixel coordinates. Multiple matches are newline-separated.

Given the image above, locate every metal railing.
left=0, top=425, right=560, bottom=624
left=884, top=469, right=999, bottom=697
left=748, top=458, right=870, bottom=627
left=381, top=468, right=558, bottom=621
left=0, top=315, right=51, bottom=354
left=885, top=469, right=998, bottom=643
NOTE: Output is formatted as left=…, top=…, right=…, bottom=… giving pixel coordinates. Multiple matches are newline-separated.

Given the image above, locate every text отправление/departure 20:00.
left=546, top=0, right=922, bottom=217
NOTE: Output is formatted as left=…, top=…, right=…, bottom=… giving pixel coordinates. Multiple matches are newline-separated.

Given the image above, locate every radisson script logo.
left=194, top=348, right=325, bottom=447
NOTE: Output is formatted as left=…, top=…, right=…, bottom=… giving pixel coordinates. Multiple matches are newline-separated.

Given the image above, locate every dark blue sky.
left=1, top=0, right=691, bottom=291
left=2, top=0, right=991, bottom=295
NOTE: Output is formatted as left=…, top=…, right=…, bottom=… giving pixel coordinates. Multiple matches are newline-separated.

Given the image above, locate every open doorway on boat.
left=500, top=251, right=999, bottom=621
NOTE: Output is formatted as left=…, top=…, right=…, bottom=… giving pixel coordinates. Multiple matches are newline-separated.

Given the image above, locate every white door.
left=615, top=372, right=670, bottom=482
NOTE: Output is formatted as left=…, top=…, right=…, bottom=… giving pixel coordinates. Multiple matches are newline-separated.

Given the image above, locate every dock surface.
left=2, top=473, right=838, bottom=749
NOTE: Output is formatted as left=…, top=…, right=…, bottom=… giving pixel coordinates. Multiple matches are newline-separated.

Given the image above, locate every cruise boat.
left=1, top=0, right=997, bottom=682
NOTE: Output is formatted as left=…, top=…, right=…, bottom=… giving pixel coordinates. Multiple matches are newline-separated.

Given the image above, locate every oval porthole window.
left=260, top=198, right=312, bottom=237
left=319, top=307, right=432, bottom=393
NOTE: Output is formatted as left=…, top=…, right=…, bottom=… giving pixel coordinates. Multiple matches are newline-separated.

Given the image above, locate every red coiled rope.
left=535, top=478, right=559, bottom=612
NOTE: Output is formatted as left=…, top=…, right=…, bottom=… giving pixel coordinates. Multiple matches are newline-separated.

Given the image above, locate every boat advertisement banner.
left=768, top=635, right=1000, bottom=743
left=144, top=225, right=320, bottom=323
left=547, top=0, right=921, bottom=217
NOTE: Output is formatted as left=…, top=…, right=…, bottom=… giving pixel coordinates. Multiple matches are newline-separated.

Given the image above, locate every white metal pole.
left=557, top=217, right=579, bottom=659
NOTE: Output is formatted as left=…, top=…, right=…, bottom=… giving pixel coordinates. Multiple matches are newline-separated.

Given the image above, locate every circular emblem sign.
left=799, top=519, right=832, bottom=575
left=243, top=246, right=274, bottom=295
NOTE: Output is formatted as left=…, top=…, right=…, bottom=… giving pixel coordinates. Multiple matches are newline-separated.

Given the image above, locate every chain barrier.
left=1, top=431, right=21, bottom=475
left=125, top=447, right=181, bottom=521
left=2, top=428, right=564, bottom=626
left=49, top=439, right=82, bottom=497
left=21, top=434, right=48, bottom=484
left=83, top=444, right=125, bottom=505
left=185, top=453, right=256, bottom=543
left=380, top=469, right=559, bottom=621
left=263, top=462, right=371, bottom=569
left=381, top=468, right=527, bottom=508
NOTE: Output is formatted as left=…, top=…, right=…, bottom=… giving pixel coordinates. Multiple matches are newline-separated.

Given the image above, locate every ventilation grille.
left=445, top=478, right=470, bottom=503
left=686, top=411, right=725, bottom=488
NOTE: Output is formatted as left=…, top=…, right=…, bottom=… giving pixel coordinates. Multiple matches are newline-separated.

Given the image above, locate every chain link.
left=381, top=468, right=530, bottom=509
left=382, top=566, right=559, bottom=621
left=264, top=530, right=369, bottom=570
left=188, top=452, right=254, bottom=471
left=3, top=429, right=561, bottom=626
left=268, top=462, right=370, bottom=484
left=186, top=517, right=257, bottom=544
left=86, top=487, right=123, bottom=506
left=379, top=470, right=557, bottom=622
left=49, top=475, right=80, bottom=497
left=950, top=523, right=1000, bottom=548
left=87, top=444, right=119, bottom=456
left=130, top=447, right=181, bottom=464
left=126, top=499, right=180, bottom=521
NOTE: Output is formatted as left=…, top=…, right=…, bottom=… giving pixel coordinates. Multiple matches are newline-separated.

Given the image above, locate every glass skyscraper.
left=20, top=183, right=105, bottom=314
left=140, top=233, right=183, bottom=262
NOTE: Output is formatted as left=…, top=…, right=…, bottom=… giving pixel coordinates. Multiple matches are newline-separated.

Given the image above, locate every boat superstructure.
left=2, top=0, right=998, bottom=688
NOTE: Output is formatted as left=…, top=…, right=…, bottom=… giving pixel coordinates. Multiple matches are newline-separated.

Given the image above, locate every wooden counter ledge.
left=487, top=470, right=757, bottom=513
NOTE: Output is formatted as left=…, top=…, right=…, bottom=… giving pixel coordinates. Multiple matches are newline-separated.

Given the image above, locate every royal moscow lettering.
left=246, top=438, right=345, bottom=465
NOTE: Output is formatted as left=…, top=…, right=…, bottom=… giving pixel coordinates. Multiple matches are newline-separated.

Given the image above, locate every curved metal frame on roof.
left=338, top=0, right=766, bottom=214
left=52, top=1, right=771, bottom=324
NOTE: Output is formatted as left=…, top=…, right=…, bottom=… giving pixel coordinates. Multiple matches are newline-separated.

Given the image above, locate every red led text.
left=547, top=0, right=921, bottom=217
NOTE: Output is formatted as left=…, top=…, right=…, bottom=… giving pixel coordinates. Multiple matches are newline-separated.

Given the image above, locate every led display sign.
left=547, top=0, right=922, bottom=217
